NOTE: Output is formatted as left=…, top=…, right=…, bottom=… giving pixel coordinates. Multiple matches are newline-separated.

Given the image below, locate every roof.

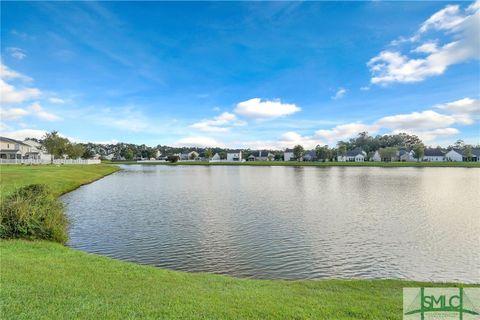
left=346, top=148, right=364, bottom=157
left=284, top=148, right=293, bottom=152
left=0, top=136, right=30, bottom=147
left=424, top=148, right=445, bottom=157
left=449, top=148, right=480, bottom=157
left=227, top=149, right=242, bottom=153
left=304, top=150, right=316, bottom=158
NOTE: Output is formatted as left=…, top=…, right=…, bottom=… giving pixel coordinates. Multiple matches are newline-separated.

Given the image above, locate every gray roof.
left=424, top=148, right=445, bottom=157
left=285, top=148, right=293, bottom=152
left=0, top=136, right=30, bottom=147
left=450, top=148, right=480, bottom=157
left=227, top=149, right=242, bottom=153
left=346, top=149, right=364, bottom=157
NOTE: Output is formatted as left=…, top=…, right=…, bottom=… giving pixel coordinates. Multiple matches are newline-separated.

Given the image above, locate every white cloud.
left=0, top=107, right=29, bottom=120
left=412, top=41, right=438, bottom=54
left=391, top=128, right=460, bottom=143
left=0, top=64, right=41, bottom=104
left=314, top=123, right=374, bottom=142
left=0, top=63, right=32, bottom=81
left=0, top=79, right=41, bottom=104
left=6, top=47, right=27, bottom=60
left=332, top=88, right=347, bottom=100
left=235, top=98, right=301, bottom=119
left=175, top=136, right=224, bottom=148
left=360, top=86, right=370, bottom=91
left=375, top=110, right=459, bottom=130
left=0, top=129, right=48, bottom=141
left=0, top=102, right=61, bottom=122
left=190, top=112, right=245, bottom=132
left=435, top=97, right=480, bottom=115
left=28, top=102, right=61, bottom=121
left=368, top=2, right=479, bottom=84
left=48, top=97, right=65, bottom=104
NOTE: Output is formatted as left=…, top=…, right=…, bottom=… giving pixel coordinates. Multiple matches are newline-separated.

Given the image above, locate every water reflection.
left=61, top=165, right=480, bottom=283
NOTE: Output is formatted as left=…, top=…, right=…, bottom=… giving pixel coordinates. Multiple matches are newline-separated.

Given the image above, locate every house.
left=446, top=148, right=480, bottom=162
left=0, top=137, right=37, bottom=159
left=211, top=153, right=221, bottom=161
left=423, top=148, right=445, bottom=162
left=303, top=150, right=317, bottom=161
left=284, top=148, right=294, bottom=161
left=22, top=139, right=52, bottom=160
left=372, top=151, right=381, bottom=162
left=339, top=148, right=366, bottom=162
left=226, top=150, right=242, bottom=161
left=247, top=150, right=274, bottom=161
left=180, top=151, right=199, bottom=160
left=399, top=149, right=415, bottom=162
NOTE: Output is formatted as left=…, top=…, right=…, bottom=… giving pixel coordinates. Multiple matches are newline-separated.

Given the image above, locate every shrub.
left=167, top=155, right=180, bottom=163
left=0, top=184, right=69, bottom=243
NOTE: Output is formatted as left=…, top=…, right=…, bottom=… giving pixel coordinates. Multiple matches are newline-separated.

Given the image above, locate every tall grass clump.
left=0, top=184, right=68, bottom=243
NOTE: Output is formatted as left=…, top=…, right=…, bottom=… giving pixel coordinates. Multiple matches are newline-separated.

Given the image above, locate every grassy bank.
left=0, top=164, right=119, bottom=198
left=3, top=240, right=477, bottom=320
left=109, top=160, right=480, bottom=168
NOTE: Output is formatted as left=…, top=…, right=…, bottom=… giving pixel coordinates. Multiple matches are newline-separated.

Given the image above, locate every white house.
left=226, top=150, right=242, bottom=161
left=445, top=149, right=463, bottom=162
left=372, top=151, right=381, bottom=162
left=339, top=149, right=366, bottom=162
left=399, top=149, right=415, bottom=162
left=423, top=148, right=445, bottom=162
left=0, top=137, right=52, bottom=160
left=284, top=148, right=294, bottom=161
left=248, top=150, right=274, bottom=161
left=211, top=153, right=221, bottom=161
left=445, top=148, right=480, bottom=162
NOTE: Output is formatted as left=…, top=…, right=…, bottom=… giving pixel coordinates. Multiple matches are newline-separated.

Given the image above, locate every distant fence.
left=0, top=159, right=101, bottom=165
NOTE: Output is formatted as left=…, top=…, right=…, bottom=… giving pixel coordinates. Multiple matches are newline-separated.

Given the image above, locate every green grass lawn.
left=3, top=240, right=477, bottom=320
left=0, top=164, right=478, bottom=319
left=0, top=164, right=119, bottom=198
left=109, top=160, right=480, bottom=168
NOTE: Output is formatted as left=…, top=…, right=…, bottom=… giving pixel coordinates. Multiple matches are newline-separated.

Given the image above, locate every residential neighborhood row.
left=2, top=134, right=479, bottom=164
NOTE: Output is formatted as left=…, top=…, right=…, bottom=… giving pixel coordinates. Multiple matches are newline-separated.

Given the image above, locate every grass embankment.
left=0, top=164, right=477, bottom=319
left=110, top=160, right=480, bottom=168
left=3, top=241, right=477, bottom=320
left=0, top=164, right=119, bottom=198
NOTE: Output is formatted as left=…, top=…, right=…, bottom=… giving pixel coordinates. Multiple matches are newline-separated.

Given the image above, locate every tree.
left=167, top=155, right=179, bottom=163
left=293, top=145, right=304, bottom=161
left=337, top=144, right=347, bottom=160
left=412, top=144, right=425, bottom=162
left=82, top=149, right=95, bottom=160
left=204, top=148, right=213, bottom=160
left=66, top=143, right=85, bottom=159
left=43, top=131, right=69, bottom=163
left=189, top=152, right=198, bottom=160
left=315, top=145, right=329, bottom=162
left=464, top=145, right=473, bottom=161
left=453, top=139, right=465, bottom=149
left=379, top=147, right=398, bottom=162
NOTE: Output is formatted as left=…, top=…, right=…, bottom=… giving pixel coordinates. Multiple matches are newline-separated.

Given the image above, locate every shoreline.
left=108, top=160, right=480, bottom=168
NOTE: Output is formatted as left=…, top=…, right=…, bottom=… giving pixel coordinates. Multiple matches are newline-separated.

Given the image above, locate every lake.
left=62, top=165, right=480, bottom=283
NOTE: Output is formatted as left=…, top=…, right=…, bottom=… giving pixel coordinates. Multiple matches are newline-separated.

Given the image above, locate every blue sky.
left=1, top=1, right=479, bottom=148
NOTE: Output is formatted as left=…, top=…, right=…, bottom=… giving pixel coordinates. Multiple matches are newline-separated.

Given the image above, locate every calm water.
left=62, top=165, right=480, bottom=283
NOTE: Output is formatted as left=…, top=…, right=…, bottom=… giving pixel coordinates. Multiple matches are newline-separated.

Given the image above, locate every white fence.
left=0, top=159, right=101, bottom=165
